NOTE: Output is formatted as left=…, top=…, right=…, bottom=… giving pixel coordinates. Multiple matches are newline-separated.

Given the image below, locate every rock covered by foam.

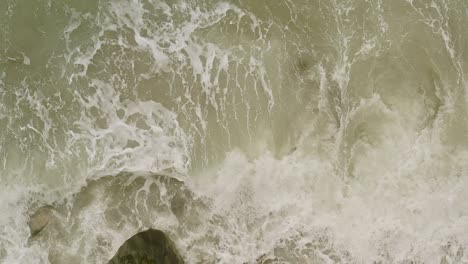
left=108, top=229, right=184, bottom=264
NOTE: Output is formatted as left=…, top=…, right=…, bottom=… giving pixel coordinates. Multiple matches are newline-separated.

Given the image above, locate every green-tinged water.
left=1, top=0, right=468, bottom=263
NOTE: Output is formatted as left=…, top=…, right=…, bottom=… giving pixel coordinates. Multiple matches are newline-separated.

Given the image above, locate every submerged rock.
left=28, top=205, right=53, bottom=237
left=108, top=229, right=184, bottom=264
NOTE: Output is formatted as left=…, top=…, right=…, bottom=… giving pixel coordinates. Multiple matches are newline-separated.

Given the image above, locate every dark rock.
left=28, top=205, right=53, bottom=237
left=108, top=229, right=184, bottom=264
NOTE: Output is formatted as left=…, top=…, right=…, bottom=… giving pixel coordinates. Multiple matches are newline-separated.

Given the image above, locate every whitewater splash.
left=1, top=0, right=468, bottom=263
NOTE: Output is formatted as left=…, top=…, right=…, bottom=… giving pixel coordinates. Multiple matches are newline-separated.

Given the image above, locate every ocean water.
left=1, top=0, right=468, bottom=263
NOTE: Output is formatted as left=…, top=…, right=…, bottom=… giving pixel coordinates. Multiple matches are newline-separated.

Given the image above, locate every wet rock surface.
left=108, top=229, right=184, bottom=264
left=28, top=205, right=53, bottom=237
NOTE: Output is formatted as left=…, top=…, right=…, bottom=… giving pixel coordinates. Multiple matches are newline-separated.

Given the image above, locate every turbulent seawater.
left=1, top=0, right=468, bottom=263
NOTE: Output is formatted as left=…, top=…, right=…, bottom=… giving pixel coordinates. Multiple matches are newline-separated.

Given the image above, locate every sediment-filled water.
left=1, top=0, right=468, bottom=263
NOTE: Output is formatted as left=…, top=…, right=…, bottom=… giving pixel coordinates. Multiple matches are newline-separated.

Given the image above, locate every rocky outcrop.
left=108, top=229, right=184, bottom=264
left=22, top=173, right=201, bottom=263
left=28, top=205, right=53, bottom=237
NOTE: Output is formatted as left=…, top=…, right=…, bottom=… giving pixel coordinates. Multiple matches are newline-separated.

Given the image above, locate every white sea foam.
left=1, top=0, right=468, bottom=263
